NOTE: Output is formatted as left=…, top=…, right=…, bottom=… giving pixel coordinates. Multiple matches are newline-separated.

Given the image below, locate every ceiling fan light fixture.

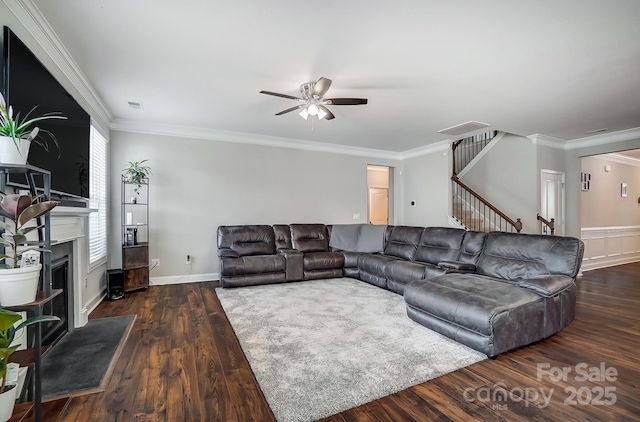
left=307, top=104, right=319, bottom=116
left=317, top=108, right=327, bottom=120
left=299, top=108, right=309, bottom=120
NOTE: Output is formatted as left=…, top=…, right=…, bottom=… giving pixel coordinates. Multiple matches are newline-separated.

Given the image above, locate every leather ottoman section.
left=404, top=274, right=546, bottom=356
left=221, top=272, right=287, bottom=288
left=221, top=255, right=286, bottom=277
left=304, top=269, right=343, bottom=280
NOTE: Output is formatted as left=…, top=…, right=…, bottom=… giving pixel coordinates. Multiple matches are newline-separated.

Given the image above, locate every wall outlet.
left=353, top=213, right=361, bottom=220
left=151, top=258, right=160, bottom=267
left=186, top=255, right=191, bottom=265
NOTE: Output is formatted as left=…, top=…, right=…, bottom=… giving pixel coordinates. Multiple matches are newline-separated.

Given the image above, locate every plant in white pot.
left=0, top=92, right=65, bottom=165
left=0, top=308, right=59, bottom=422
left=0, top=193, right=58, bottom=306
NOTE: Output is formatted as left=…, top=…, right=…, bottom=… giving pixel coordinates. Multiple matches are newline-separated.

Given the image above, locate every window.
left=89, top=125, right=108, bottom=266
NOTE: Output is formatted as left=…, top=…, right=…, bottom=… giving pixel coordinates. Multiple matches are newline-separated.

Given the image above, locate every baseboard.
left=79, top=290, right=107, bottom=327
left=150, top=272, right=219, bottom=286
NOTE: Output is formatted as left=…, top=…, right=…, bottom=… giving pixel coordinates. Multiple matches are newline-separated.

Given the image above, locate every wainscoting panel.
left=581, top=226, right=640, bottom=271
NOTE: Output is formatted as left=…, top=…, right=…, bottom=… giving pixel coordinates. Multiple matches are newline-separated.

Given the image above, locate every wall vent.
left=128, top=101, right=144, bottom=110
left=438, top=121, right=490, bottom=136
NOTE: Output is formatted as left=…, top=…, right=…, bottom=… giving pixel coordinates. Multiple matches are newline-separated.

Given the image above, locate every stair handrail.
left=451, top=175, right=522, bottom=232
left=537, top=213, right=555, bottom=235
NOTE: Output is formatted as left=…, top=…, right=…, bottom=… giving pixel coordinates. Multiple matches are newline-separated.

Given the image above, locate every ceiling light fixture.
left=317, top=108, right=327, bottom=120
left=299, top=108, right=309, bottom=120
left=307, top=104, right=319, bottom=116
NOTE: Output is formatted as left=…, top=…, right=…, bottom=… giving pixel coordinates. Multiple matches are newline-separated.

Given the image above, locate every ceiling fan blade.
left=318, top=105, right=335, bottom=120
left=260, top=90, right=302, bottom=100
left=312, top=77, right=332, bottom=98
left=326, top=98, right=368, bottom=105
left=275, top=104, right=305, bottom=115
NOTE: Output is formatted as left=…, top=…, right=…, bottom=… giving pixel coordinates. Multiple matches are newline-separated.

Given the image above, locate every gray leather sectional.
left=217, top=224, right=584, bottom=357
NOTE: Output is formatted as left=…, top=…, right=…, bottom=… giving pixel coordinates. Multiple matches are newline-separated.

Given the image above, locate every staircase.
left=450, top=131, right=522, bottom=233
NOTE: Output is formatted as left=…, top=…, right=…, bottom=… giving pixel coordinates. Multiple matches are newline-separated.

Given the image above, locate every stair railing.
left=451, top=130, right=498, bottom=176
left=537, top=213, right=555, bottom=235
left=452, top=175, right=522, bottom=233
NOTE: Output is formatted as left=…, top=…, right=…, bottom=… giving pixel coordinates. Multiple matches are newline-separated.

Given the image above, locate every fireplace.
left=41, top=242, right=74, bottom=346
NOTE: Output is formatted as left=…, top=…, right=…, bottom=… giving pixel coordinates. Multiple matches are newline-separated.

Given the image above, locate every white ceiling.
left=31, top=0, right=640, bottom=152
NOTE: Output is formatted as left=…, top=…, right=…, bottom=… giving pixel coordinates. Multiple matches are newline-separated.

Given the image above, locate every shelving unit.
left=0, top=164, right=53, bottom=422
left=121, top=175, right=149, bottom=291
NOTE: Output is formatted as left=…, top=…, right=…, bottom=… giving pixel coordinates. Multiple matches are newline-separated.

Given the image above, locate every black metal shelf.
left=0, top=164, right=53, bottom=422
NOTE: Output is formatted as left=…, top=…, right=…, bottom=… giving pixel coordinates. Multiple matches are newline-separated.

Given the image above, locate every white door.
left=540, top=170, right=564, bottom=235
left=368, top=188, right=389, bottom=225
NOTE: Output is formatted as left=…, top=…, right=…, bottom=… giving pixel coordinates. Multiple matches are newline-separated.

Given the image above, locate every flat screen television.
left=2, top=26, right=90, bottom=203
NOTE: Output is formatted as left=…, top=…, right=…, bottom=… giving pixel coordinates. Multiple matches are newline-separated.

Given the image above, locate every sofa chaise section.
left=404, top=231, right=584, bottom=357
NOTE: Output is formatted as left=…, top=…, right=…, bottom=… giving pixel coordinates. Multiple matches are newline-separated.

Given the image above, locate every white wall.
left=460, top=133, right=538, bottom=233
left=109, top=131, right=401, bottom=280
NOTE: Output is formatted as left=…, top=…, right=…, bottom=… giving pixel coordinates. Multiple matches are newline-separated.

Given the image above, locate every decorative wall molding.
left=581, top=226, right=640, bottom=271
left=597, top=153, right=640, bottom=168
left=528, top=133, right=567, bottom=150
left=150, top=272, right=219, bottom=286
left=566, top=127, right=640, bottom=151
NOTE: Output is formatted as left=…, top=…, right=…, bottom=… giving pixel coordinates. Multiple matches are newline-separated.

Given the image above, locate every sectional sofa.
left=216, top=224, right=584, bottom=357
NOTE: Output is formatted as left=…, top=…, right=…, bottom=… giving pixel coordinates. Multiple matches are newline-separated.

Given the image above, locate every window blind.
left=89, top=125, right=108, bottom=265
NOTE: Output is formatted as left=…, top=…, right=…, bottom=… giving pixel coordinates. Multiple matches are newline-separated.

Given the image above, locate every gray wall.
left=400, top=149, right=451, bottom=227
left=460, top=133, right=538, bottom=233
left=580, top=155, right=640, bottom=228
left=109, top=131, right=402, bottom=278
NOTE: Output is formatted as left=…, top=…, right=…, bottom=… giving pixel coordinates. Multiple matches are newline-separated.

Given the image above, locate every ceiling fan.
left=260, top=77, right=368, bottom=121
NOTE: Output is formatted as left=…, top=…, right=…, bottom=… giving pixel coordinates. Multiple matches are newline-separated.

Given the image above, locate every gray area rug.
left=216, top=278, right=486, bottom=422
left=41, top=315, right=136, bottom=399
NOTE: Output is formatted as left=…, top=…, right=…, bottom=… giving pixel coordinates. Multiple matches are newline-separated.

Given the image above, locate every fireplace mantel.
left=50, top=206, right=94, bottom=327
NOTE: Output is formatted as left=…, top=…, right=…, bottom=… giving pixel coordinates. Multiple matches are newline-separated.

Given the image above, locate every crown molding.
left=2, top=0, right=113, bottom=127
left=565, top=127, right=640, bottom=150
left=110, top=119, right=407, bottom=160
left=528, top=133, right=567, bottom=150
left=397, top=140, right=451, bottom=160
left=596, top=153, right=640, bottom=168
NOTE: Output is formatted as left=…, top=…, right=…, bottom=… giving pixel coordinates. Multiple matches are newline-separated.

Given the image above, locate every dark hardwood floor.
left=47, top=262, right=639, bottom=421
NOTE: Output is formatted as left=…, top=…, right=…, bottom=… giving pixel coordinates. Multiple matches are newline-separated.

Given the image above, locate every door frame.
left=540, top=169, right=565, bottom=235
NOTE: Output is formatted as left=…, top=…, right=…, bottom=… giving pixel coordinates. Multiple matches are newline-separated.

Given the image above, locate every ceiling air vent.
left=438, top=121, right=490, bottom=136
left=128, top=101, right=144, bottom=110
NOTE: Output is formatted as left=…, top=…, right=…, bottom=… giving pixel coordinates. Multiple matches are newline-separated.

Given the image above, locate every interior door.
left=540, top=170, right=564, bottom=235
left=368, top=187, right=389, bottom=225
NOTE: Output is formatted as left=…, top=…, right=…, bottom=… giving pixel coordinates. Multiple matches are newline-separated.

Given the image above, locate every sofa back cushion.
left=217, top=225, right=276, bottom=256
left=458, top=231, right=487, bottom=264
left=383, top=226, right=424, bottom=260
left=273, top=224, right=292, bottom=249
left=477, top=232, right=585, bottom=280
left=414, top=227, right=466, bottom=265
left=290, top=224, right=329, bottom=252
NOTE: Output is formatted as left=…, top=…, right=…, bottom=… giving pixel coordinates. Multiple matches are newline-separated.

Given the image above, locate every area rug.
left=41, top=315, right=136, bottom=399
left=216, top=278, right=486, bottom=422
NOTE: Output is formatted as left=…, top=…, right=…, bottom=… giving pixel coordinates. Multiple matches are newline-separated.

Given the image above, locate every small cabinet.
left=121, top=176, right=149, bottom=291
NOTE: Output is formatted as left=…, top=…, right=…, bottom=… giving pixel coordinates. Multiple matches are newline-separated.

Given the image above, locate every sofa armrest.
left=277, top=249, right=303, bottom=281
left=438, top=260, right=477, bottom=272
left=517, top=275, right=575, bottom=297
left=218, top=249, right=239, bottom=258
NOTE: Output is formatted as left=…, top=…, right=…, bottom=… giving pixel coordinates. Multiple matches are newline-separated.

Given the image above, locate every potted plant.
left=0, top=92, right=66, bottom=165
left=0, top=308, right=59, bottom=422
left=123, top=160, right=151, bottom=195
left=0, top=193, right=58, bottom=306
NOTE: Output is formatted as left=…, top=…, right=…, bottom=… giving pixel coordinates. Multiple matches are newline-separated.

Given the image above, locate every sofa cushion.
left=414, top=227, right=466, bottom=265
left=404, top=273, right=542, bottom=337
left=220, top=255, right=286, bottom=276
left=383, top=226, right=424, bottom=260
left=273, top=224, right=292, bottom=249
left=303, top=251, right=345, bottom=270
left=477, top=232, right=585, bottom=280
left=458, top=231, right=487, bottom=264
left=290, top=224, right=329, bottom=252
left=359, top=253, right=403, bottom=276
left=217, top=225, right=276, bottom=257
